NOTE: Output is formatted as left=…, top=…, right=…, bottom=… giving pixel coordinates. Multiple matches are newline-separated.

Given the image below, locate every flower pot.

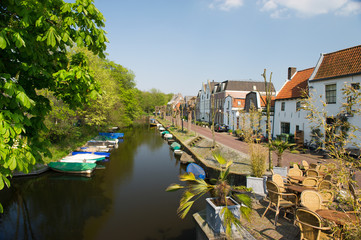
left=205, top=197, right=240, bottom=234
left=273, top=166, right=288, bottom=177
left=246, top=176, right=267, bottom=196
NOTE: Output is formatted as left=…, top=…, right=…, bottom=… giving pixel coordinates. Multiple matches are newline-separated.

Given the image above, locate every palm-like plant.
left=269, top=140, right=298, bottom=167
left=166, top=153, right=252, bottom=238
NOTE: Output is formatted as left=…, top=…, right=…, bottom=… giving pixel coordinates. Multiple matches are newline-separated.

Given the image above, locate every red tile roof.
left=260, top=95, right=275, bottom=107
left=313, top=45, right=361, bottom=81
left=276, top=68, right=314, bottom=100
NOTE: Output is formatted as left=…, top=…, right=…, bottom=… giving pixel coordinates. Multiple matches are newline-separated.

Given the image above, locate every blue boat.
left=72, top=151, right=110, bottom=158
left=186, top=163, right=206, bottom=180
left=99, top=132, right=124, bottom=139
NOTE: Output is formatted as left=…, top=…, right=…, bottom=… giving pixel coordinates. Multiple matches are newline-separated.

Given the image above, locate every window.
left=238, top=101, right=241, bottom=106
left=281, top=122, right=290, bottom=134
left=325, top=84, right=336, bottom=104
left=281, top=102, right=285, bottom=111
left=296, top=125, right=299, bottom=131
left=351, top=83, right=360, bottom=90
left=296, top=101, right=301, bottom=111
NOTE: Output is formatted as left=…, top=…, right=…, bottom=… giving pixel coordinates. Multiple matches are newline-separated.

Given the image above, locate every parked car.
left=215, top=124, right=228, bottom=132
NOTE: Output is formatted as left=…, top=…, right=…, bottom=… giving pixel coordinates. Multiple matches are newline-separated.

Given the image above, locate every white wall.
left=308, top=75, right=361, bottom=148
left=273, top=99, right=311, bottom=142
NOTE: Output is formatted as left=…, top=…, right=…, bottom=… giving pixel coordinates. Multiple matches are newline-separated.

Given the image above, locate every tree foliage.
left=138, top=88, right=172, bottom=114
left=0, top=0, right=108, bottom=211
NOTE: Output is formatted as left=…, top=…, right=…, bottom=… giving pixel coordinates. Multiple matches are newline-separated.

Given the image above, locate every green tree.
left=0, top=0, right=108, bottom=212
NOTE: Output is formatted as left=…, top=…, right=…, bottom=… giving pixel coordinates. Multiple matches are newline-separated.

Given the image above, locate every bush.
left=250, top=144, right=267, bottom=178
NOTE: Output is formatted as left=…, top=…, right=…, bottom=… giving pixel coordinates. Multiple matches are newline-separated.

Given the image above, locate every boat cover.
left=186, top=163, right=206, bottom=180
left=72, top=151, right=110, bottom=157
left=99, top=132, right=124, bottom=138
left=48, top=162, right=97, bottom=171
left=170, top=142, right=181, bottom=150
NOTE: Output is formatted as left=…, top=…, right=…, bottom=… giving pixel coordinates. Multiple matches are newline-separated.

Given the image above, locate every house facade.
left=273, top=67, right=314, bottom=144
left=308, top=45, right=361, bottom=148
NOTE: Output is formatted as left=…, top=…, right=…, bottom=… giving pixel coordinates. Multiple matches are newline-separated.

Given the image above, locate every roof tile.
left=276, top=68, right=314, bottom=100
left=313, top=45, right=361, bottom=80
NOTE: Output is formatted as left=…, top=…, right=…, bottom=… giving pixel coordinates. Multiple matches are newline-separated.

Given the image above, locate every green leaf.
left=8, top=155, right=17, bottom=170
left=165, top=184, right=184, bottom=192
left=0, top=34, right=6, bottom=49
left=0, top=176, right=3, bottom=190
left=16, top=91, right=32, bottom=109
left=13, top=32, right=26, bottom=48
left=2, top=175, right=10, bottom=188
left=0, top=203, right=3, bottom=213
left=179, top=173, right=196, bottom=182
left=177, top=200, right=194, bottom=219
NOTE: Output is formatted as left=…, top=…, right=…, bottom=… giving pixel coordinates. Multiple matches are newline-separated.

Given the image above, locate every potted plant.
left=246, top=143, right=268, bottom=196
left=166, top=153, right=252, bottom=239
left=268, top=139, right=299, bottom=167
left=228, top=129, right=233, bottom=135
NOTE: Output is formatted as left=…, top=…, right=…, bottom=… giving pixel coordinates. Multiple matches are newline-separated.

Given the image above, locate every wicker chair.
left=306, top=169, right=319, bottom=178
left=288, top=168, right=303, bottom=184
left=319, top=190, right=334, bottom=204
left=262, top=180, right=298, bottom=225
left=302, top=160, right=309, bottom=171
left=300, top=190, right=328, bottom=212
left=302, top=177, right=318, bottom=188
left=323, top=175, right=332, bottom=181
left=309, top=163, right=318, bottom=170
left=318, top=180, right=332, bottom=191
left=295, top=208, right=332, bottom=240
left=318, top=165, right=328, bottom=173
left=272, top=174, right=288, bottom=192
left=293, top=163, right=300, bottom=169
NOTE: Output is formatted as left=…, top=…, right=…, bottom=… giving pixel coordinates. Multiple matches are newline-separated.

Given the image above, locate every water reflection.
left=0, top=126, right=204, bottom=240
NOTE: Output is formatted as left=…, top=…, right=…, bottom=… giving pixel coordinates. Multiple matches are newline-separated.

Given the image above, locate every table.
left=286, top=185, right=314, bottom=193
left=316, top=209, right=358, bottom=225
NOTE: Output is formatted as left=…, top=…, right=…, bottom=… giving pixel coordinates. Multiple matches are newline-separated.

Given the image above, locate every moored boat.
left=61, top=153, right=105, bottom=162
left=186, top=163, right=206, bottom=179
left=170, top=142, right=181, bottom=150
left=48, top=162, right=97, bottom=174
left=163, top=133, right=173, bottom=139
left=174, top=149, right=183, bottom=156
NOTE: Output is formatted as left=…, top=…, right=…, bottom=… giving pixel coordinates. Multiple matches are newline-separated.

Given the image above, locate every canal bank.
left=157, top=118, right=256, bottom=186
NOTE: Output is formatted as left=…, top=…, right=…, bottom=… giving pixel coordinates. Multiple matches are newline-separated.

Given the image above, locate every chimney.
left=288, top=67, right=296, bottom=80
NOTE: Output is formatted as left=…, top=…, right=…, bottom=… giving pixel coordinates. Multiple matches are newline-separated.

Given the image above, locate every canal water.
left=0, top=126, right=205, bottom=240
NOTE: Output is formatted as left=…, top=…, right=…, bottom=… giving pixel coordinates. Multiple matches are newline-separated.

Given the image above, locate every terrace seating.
left=300, top=190, right=328, bottom=212
left=262, top=180, right=297, bottom=225
left=295, top=208, right=332, bottom=240
left=306, top=169, right=319, bottom=178
left=302, top=177, right=318, bottom=188
left=309, top=163, right=318, bottom=170
left=318, top=180, right=332, bottom=191
left=288, top=168, right=303, bottom=184
left=272, top=174, right=288, bottom=192
left=302, top=160, right=309, bottom=171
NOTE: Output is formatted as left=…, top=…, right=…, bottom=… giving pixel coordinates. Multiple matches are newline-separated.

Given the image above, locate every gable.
left=312, top=45, right=361, bottom=81
left=276, top=68, right=314, bottom=100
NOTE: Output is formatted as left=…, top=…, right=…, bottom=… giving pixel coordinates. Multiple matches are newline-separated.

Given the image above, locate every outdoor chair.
left=300, top=190, right=328, bottom=212
left=319, top=190, right=334, bottom=204
left=288, top=168, right=303, bottom=184
left=306, top=169, right=319, bottom=178
left=309, top=163, right=318, bottom=170
left=293, top=163, right=300, bottom=170
left=302, top=177, right=318, bottom=188
left=302, top=160, right=309, bottom=171
left=318, top=180, right=332, bottom=191
left=262, top=180, right=298, bottom=225
left=318, top=165, right=328, bottom=173
left=295, top=208, right=332, bottom=240
left=272, top=173, right=288, bottom=192
left=323, top=175, right=332, bottom=181
left=348, top=181, right=361, bottom=204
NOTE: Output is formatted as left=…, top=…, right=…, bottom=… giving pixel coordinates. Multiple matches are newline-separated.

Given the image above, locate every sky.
left=94, top=0, right=361, bottom=96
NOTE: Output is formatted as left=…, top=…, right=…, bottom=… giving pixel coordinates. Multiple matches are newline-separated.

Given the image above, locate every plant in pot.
left=246, top=143, right=267, bottom=195
left=166, top=153, right=252, bottom=239
left=268, top=139, right=299, bottom=167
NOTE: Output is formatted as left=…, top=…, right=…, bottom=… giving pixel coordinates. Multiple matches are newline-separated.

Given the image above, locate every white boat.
left=60, top=159, right=97, bottom=163
left=164, top=134, right=173, bottom=139
left=174, top=150, right=183, bottom=156
left=61, top=154, right=105, bottom=162
left=159, top=127, right=165, bottom=131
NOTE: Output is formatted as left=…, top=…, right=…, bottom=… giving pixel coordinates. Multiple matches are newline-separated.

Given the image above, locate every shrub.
left=250, top=144, right=267, bottom=178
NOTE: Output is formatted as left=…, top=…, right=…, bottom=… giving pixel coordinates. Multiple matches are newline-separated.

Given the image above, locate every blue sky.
left=95, top=0, right=361, bottom=96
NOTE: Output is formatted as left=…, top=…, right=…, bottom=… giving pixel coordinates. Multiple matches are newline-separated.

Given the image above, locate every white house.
left=224, top=95, right=244, bottom=130
left=273, top=67, right=314, bottom=144
left=308, top=45, right=361, bottom=148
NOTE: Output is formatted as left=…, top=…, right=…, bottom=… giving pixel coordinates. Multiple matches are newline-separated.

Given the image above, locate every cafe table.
left=286, top=184, right=314, bottom=193
left=316, top=209, right=358, bottom=226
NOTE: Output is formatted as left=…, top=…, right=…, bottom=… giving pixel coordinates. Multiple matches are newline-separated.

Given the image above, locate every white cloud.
left=258, top=0, right=361, bottom=18
left=209, top=0, right=244, bottom=11
left=336, top=1, right=361, bottom=15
